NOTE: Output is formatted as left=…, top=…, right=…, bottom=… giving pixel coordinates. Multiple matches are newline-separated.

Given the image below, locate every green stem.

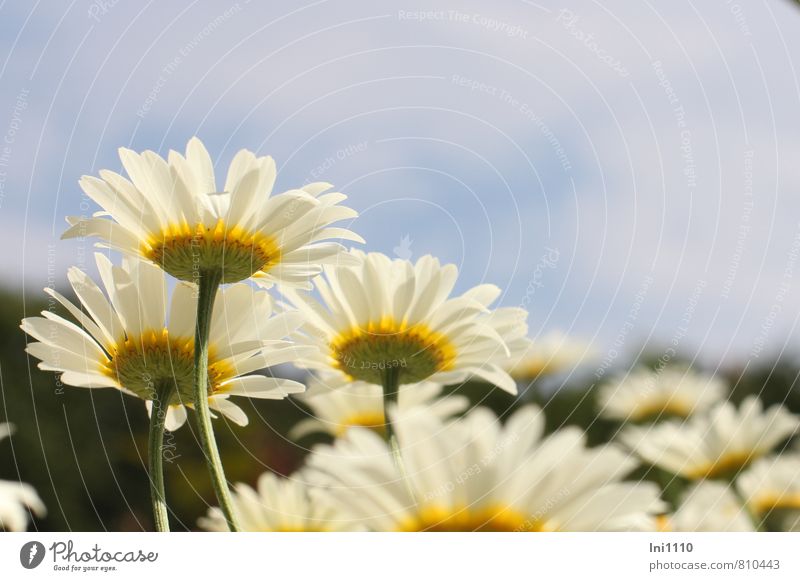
left=148, top=381, right=173, bottom=532
left=193, top=269, right=240, bottom=531
left=381, top=366, right=401, bottom=448
left=381, top=366, right=416, bottom=503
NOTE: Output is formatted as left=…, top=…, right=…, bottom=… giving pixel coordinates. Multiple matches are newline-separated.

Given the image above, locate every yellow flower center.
left=330, top=317, right=456, bottom=385
left=101, top=329, right=233, bottom=403
left=655, top=514, right=672, bottom=531
left=142, top=219, right=281, bottom=283
left=334, top=411, right=387, bottom=437
left=629, top=399, right=693, bottom=422
left=752, top=493, right=800, bottom=515
left=510, top=357, right=567, bottom=381
left=686, top=451, right=758, bottom=480
left=397, top=505, right=544, bottom=532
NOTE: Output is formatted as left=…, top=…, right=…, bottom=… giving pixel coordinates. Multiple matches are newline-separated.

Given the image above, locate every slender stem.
left=193, top=269, right=240, bottom=531
left=381, top=366, right=416, bottom=503
left=148, top=381, right=173, bottom=532
left=381, top=365, right=401, bottom=447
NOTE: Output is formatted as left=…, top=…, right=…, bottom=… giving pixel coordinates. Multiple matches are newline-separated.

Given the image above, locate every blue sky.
left=2, top=0, right=800, bottom=367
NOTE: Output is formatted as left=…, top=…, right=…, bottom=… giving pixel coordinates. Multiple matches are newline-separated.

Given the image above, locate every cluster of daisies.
left=197, top=366, right=800, bottom=533
left=597, top=367, right=800, bottom=531
left=3, top=137, right=797, bottom=532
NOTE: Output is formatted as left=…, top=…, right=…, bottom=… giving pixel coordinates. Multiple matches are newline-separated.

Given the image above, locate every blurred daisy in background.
left=507, top=331, right=594, bottom=383
left=283, top=250, right=527, bottom=394
left=659, top=481, right=753, bottom=532
left=62, top=137, right=362, bottom=288
left=620, top=396, right=799, bottom=480
left=597, top=366, right=728, bottom=422
left=738, top=454, right=800, bottom=531
left=304, top=405, right=665, bottom=531
left=0, top=424, right=46, bottom=531
left=21, top=254, right=313, bottom=430
left=198, top=471, right=361, bottom=532
left=290, top=374, right=470, bottom=439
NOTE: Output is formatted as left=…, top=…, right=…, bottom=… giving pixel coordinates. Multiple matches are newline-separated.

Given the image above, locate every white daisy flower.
left=290, top=374, right=470, bottom=439
left=597, top=366, right=728, bottom=422
left=738, top=454, right=800, bottom=530
left=62, top=137, right=362, bottom=288
left=0, top=424, right=46, bottom=531
left=282, top=250, right=525, bottom=394
left=303, top=405, right=665, bottom=531
left=198, top=471, right=361, bottom=532
left=507, top=331, right=593, bottom=382
left=21, top=253, right=312, bottom=430
left=659, top=482, right=754, bottom=532
left=482, top=307, right=533, bottom=375
left=620, top=396, right=800, bottom=480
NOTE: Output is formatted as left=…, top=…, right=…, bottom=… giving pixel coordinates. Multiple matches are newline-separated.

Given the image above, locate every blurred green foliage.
left=1, top=287, right=799, bottom=531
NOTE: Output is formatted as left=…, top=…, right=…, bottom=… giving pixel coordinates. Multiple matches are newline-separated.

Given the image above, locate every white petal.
left=209, top=397, right=249, bottom=426
left=219, top=375, right=305, bottom=400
